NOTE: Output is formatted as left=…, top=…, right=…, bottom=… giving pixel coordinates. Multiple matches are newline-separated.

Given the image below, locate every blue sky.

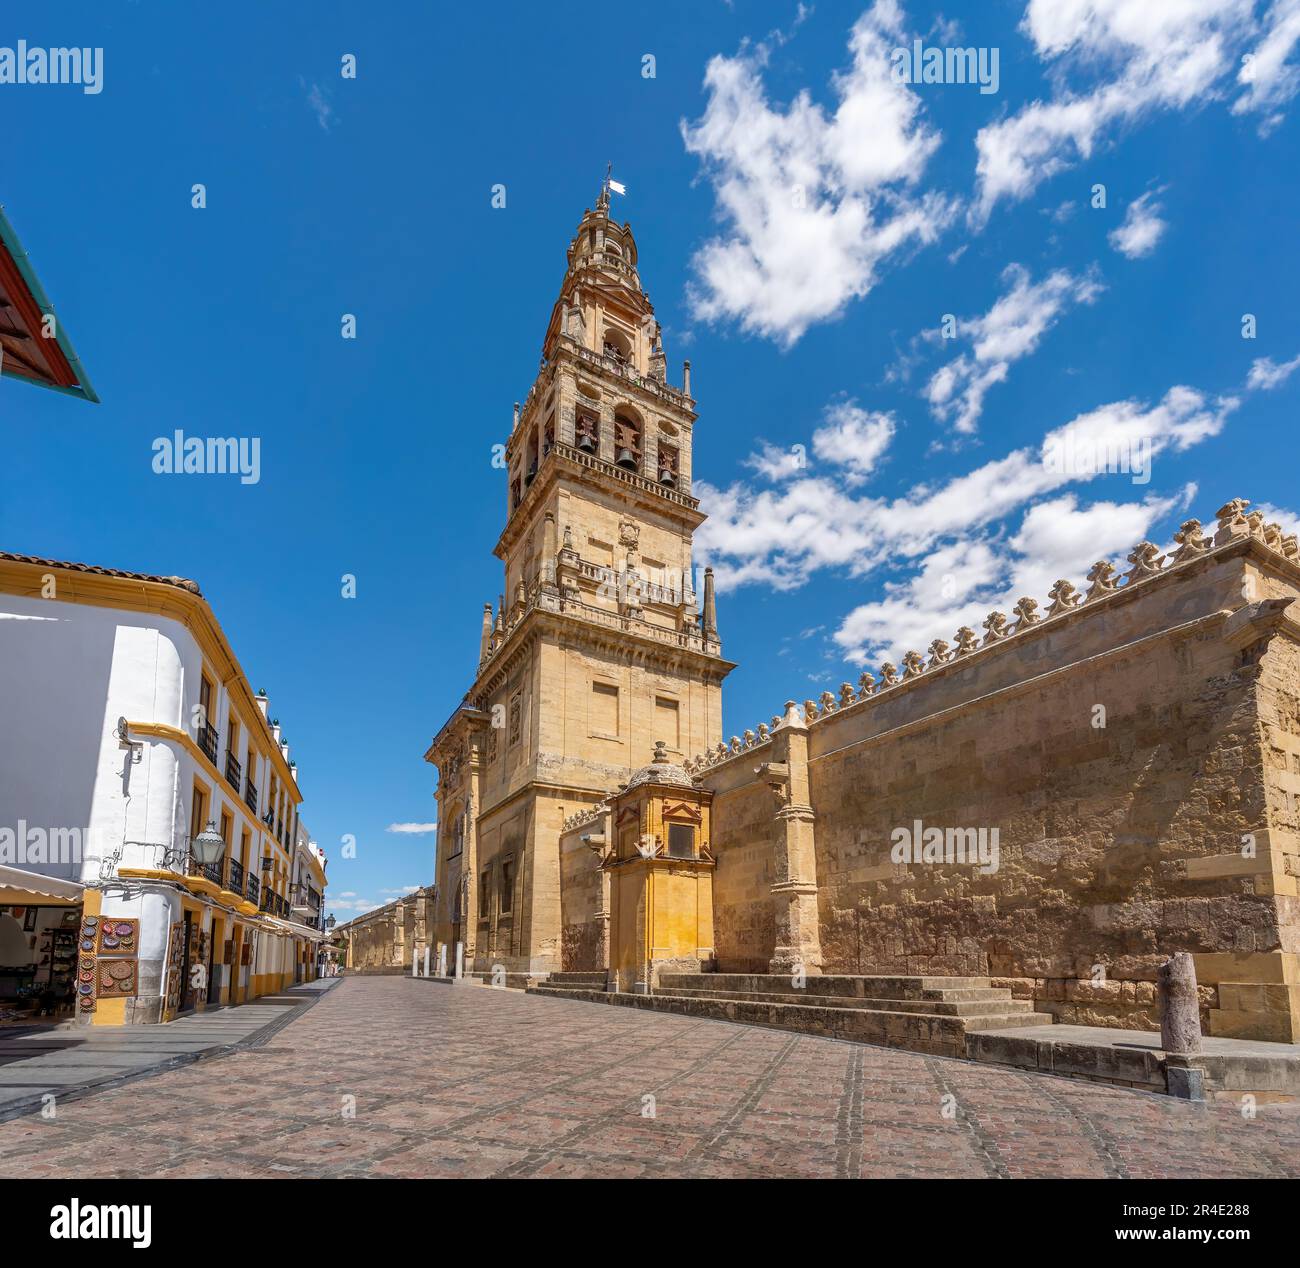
left=6, top=1, right=1299, bottom=917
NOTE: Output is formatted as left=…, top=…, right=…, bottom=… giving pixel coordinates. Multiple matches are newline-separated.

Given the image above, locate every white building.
left=0, top=552, right=327, bottom=1024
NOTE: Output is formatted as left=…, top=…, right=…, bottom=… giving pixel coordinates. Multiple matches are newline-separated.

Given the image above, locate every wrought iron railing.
left=244, top=777, right=258, bottom=813
left=187, top=855, right=222, bottom=887
left=197, top=723, right=219, bottom=763
left=246, top=873, right=260, bottom=905
left=228, top=858, right=245, bottom=896
left=224, top=749, right=241, bottom=792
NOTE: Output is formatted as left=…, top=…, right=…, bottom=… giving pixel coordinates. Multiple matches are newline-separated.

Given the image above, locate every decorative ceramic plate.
left=80, top=939, right=95, bottom=951
left=108, top=962, right=131, bottom=981
left=78, top=983, right=93, bottom=995
left=80, top=957, right=94, bottom=970
left=115, top=922, right=133, bottom=935
left=79, top=971, right=93, bottom=983
left=101, top=935, right=119, bottom=949
left=83, top=917, right=98, bottom=928
left=80, top=997, right=94, bottom=1010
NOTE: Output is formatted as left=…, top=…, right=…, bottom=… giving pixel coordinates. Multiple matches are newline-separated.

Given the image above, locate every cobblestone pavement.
left=0, top=976, right=1296, bottom=1179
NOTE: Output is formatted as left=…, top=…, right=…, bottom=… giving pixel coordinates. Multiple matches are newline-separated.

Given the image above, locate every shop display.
left=162, top=921, right=184, bottom=1021
left=97, top=918, right=138, bottom=956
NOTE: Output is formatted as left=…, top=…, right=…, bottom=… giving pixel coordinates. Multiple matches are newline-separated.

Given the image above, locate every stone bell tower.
left=426, top=180, right=734, bottom=976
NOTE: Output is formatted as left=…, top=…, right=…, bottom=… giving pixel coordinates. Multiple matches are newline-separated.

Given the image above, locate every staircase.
left=528, top=971, right=1051, bottom=1058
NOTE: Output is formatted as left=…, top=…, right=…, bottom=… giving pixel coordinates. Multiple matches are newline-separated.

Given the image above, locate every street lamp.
left=191, top=820, right=226, bottom=867
left=325, top=914, right=336, bottom=930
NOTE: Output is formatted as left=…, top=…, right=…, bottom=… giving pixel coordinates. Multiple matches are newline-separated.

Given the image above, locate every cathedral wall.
left=698, top=537, right=1300, bottom=1039
left=1256, top=632, right=1300, bottom=1031
left=706, top=762, right=780, bottom=972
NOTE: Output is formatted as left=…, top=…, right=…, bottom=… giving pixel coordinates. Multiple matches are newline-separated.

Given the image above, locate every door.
left=229, top=926, right=242, bottom=1004
left=207, top=917, right=222, bottom=1005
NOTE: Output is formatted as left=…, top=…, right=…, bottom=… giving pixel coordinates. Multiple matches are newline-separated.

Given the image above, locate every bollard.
left=1158, top=951, right=1204, bottom=1100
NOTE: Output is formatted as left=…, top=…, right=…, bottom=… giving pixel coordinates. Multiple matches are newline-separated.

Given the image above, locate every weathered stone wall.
left=696, top=517, right=1300, bottom=1040
left=706, top=768, right=779, bottom=972
left=559, top=812, right=607, bottom=972
left=342, top=889, right=434, bottom=970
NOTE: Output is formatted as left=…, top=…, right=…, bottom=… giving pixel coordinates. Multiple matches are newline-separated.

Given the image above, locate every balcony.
left=244, top=777, right=258, bottom=813
left=186, top=855, right=223, bottom=887
left=224, top=749, right=242, bottom=792
left=228, top=857, right=246, bottom=897
left=197, top=722, right=219, bottom=764
left=246, top=872, right=260, bottom=905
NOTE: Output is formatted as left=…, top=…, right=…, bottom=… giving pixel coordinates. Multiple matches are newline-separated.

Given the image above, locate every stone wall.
left=559, top=807, right=608, bottom=972
left=692, top=502, right=1300, bottom=1041
left=341, top=888, right=434, bottom=970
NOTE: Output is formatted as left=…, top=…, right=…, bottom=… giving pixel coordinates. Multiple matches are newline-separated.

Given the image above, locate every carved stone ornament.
left=1124, top=541, right=1166, bottom=585
left=1045, top=580, right=1081, bottom=617
left=1171, top=518, right=1209, bottom=563
left=982, top=611, right=1009, bottom=644
left=1084, top=560, right=1118, bottom=602
left=1011, top=597, right=1040, bottom=631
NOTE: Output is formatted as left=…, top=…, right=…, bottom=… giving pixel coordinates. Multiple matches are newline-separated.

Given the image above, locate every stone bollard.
left=1158, top=951, right=1204, bottom=1100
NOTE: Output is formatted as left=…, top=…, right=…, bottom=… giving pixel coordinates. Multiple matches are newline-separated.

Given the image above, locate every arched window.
left=614, top=408, right=642, bottom=471
left=602, top=328, right=631, bottom=365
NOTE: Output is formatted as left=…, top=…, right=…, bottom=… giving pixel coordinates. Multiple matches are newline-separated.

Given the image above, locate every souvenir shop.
left=0, top=865, right=85, bottom=1026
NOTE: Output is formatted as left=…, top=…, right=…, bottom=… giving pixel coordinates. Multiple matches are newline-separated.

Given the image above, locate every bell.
left=616, top=448, right=638, bottom=470
left=659, top=468, right=675, bottom=487
left=576, top=432, right=596, bottom=453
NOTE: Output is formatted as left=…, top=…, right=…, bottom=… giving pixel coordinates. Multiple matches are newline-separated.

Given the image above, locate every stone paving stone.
left=0, top=976, right=1295, bottom=1179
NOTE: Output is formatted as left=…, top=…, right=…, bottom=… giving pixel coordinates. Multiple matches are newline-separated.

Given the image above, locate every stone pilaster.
left=769, top=701, right=823, bottom=975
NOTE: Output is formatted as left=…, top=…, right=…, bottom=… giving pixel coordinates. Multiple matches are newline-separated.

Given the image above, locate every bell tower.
left=426, top=181, right=734, bottom=976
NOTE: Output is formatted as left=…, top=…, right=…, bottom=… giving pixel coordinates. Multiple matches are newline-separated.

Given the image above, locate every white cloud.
left=697, top=384, right=1235, bottom=597
left=301, top=78, right=335, bottom=131
left=1234, top=0, right=1300, bottom=126
left=386, top=822, right=437, bottom=835
left=832, top=489, right=1187, bottom=664
left=681, top=0, right=953, bottom=345
left=1247, top=351, right=1300, bottom=389
left=379, top=886, right=421, bottom=896
left=744, top=442, right=805, bottom=482
left=1109, top=192, right=1168, bottom=257
left=924, top=264, right=1103, bottom=433
left=811, top=402, right=897, bottom=483
left=974, top=0, right=1257, bottom=219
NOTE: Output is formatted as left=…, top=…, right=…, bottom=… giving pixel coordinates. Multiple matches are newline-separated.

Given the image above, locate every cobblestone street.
left=0, top=977, right=1296, bottom=1180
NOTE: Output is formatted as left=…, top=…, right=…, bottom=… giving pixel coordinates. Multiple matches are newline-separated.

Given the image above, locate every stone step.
left=660, top=985, right=1038, bottom=1017
left=657, top=972, right=997, bottom=1002
left=544, top=972, right=607, bottom=987
left=525, top=984, right=1052, bottom=1057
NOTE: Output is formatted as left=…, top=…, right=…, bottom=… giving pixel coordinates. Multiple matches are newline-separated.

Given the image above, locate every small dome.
left=625, top=740, right=693, bottom=791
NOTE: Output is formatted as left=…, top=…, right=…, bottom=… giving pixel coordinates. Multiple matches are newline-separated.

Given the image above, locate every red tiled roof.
left=0, top=551, right=202, bottom=596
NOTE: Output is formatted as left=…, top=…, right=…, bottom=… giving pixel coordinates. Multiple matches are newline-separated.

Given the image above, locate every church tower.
left=426, top=182, right=734, bottom=975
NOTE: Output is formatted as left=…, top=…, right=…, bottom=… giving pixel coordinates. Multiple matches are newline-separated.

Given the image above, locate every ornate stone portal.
left=602, top=742, right=716, bottom=992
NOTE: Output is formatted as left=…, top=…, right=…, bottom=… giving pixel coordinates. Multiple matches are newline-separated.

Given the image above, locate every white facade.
left=0, top=569, right=318, bottom=1023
